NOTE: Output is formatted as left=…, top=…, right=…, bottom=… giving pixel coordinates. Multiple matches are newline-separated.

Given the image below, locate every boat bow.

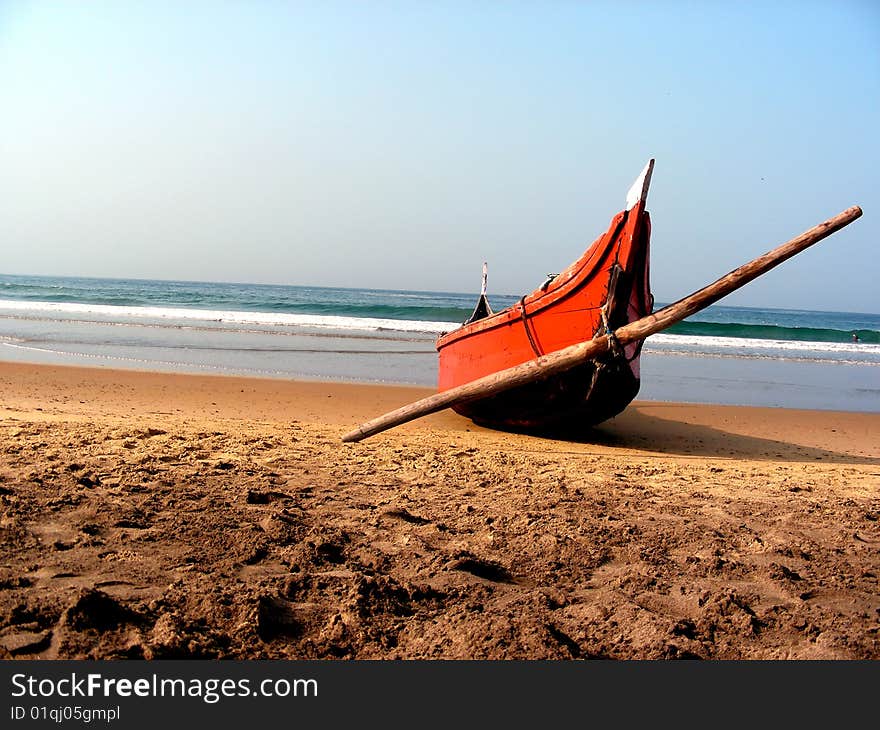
left=434, top=160, right=656, bottom=431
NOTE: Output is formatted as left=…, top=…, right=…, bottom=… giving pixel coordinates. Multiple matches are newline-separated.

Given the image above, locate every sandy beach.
left=0, top=361, right=878, bottom=659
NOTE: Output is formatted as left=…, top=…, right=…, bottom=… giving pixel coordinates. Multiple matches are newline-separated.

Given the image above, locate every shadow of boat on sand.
left=470, top=401, right=880, bottom=466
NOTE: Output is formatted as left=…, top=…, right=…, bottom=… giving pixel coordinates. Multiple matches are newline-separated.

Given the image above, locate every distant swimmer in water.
left=852, top=332, right=860, bottom=343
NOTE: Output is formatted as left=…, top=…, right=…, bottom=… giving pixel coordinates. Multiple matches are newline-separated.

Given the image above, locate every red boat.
left=435, top=160, right=655, bottom=432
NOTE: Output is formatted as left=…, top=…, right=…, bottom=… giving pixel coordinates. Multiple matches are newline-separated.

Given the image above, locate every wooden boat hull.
left=447, top=358, right=641, bottom=432
left=435, top=163, right=655, bottom=432
left=343, top=199, right=863, bottom=444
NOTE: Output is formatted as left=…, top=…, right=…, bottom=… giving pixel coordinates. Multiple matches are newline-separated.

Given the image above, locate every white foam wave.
left=646, top=333, right=880, bottom=356
left=0, top=299, right=460, bottom=335
left=1, top=299, right=877, bottom=360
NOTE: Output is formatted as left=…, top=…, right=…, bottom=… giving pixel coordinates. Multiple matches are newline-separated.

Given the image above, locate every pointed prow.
left=465, top=261, right=492, bottom=325
left=625, top=159, right=655, bottom=211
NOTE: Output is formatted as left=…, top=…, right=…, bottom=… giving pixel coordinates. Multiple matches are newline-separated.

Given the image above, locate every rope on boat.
left=582, top=264, right=629, bottom=403
left=601, top=310, right=624, bottom=361
left=519, top=296, right=544, bottom=357
left=599, top=264, right=625, bottom=361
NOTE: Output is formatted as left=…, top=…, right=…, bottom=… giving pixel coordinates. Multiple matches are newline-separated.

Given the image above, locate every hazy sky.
left=1, top=1, right=878, bottom=312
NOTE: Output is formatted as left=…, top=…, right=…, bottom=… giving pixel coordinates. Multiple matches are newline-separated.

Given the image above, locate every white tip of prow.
left=625, top=159, right=655, bottom=211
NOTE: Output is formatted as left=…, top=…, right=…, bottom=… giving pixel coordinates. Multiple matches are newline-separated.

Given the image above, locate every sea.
left=1, top=273, right=878, bottom=413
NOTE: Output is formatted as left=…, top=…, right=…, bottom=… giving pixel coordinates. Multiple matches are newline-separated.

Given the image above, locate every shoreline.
left=1, top=360, right=878, bottom=461
left=1, top=360, right=878, bottom=659
left=3, top=329, right=878, bottom=414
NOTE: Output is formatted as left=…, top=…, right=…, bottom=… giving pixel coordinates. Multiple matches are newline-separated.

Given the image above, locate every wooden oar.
left=342, top=206, right=862, bottom=443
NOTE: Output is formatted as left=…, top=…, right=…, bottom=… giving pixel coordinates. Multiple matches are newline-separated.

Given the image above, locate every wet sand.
left=1, top=361, right=878, bottom=659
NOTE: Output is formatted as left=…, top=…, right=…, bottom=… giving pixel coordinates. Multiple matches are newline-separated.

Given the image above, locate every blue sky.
left=1, top=1, right=878, bottom=312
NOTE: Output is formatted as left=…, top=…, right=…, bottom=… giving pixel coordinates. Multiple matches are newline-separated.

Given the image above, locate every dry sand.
left=0, top=361, right=878, bottom=659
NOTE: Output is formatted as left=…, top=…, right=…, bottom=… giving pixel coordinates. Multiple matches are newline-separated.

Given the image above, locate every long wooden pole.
left=342, top=206, right=862, bottom=443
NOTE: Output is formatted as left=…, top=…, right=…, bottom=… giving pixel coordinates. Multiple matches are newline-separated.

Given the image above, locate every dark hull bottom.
left=451, top=360, right=640, bottom=435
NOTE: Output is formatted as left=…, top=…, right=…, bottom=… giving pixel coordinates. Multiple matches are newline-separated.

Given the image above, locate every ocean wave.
left=666, top=319, right=878, bottom=344
left=1, top=298, right=879, bottom=364
left=647, top=333, right=880, bottom=356
left=0, top=299, right=461, bottom=335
